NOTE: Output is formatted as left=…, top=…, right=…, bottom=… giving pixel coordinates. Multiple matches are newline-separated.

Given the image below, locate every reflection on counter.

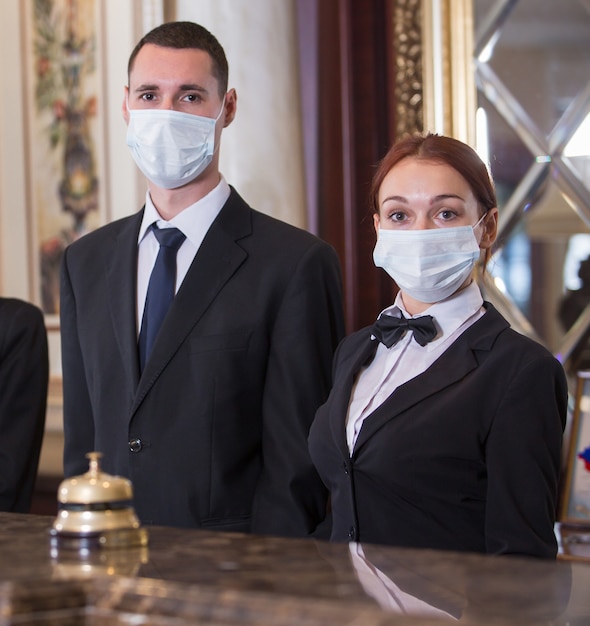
left=0, top=512, right=589, bottom=624
left=559, top=523, right=590, bottom=561
left=51, top=544, right=149, bottom=579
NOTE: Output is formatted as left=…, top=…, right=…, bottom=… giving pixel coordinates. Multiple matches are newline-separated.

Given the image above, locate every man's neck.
left=148, top=171, right=221, bottom=221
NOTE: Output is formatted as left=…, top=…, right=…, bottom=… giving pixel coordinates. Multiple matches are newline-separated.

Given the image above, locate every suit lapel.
left=328, top=330, right=379, bottom=456
left=106, top=212, right=143, bottom=390
left=131, top=190, right=251, bottom=415
left=352, top=305, right=508, bottom=455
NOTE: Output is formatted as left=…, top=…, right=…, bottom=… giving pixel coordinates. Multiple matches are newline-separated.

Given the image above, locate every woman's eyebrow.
left=430, top=193, right=465, bottom=204
left=381, top=195, right=408, bottom=204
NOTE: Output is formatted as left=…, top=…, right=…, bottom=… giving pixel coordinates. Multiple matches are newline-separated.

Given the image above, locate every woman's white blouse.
left=346, top=281, right=485, bottom=454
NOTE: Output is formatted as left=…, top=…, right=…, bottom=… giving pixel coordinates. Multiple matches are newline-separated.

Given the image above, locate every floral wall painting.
left=26, top=0, right=104, bottom=318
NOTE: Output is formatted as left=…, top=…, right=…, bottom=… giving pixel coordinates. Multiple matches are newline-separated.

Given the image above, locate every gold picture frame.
left=560, top=370, right=590, bottom=526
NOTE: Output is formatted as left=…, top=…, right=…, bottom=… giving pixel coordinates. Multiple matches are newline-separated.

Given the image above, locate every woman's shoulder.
left=479, top=301, right=562, bottom=365
left=332, top=325, right=376, bottom=361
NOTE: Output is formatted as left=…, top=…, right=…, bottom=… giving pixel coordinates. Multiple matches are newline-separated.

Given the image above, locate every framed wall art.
left=22, top=0, right=108, bottom=326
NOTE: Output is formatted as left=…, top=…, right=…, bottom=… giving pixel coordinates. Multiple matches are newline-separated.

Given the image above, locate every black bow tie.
left=371, top=313, right=437, bottom=348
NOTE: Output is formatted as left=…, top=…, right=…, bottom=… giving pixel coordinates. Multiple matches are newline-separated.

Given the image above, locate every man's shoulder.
left=250, top=208, right=323, bottom=244
left=225, top=187, right=329, bottom=248
left=67, top=212, right=141, bottom=253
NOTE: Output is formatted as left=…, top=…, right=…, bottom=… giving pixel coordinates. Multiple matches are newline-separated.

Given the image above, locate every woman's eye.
left=439, top=209, right=456, bottom=220
left=388, top=211, right=406, bottom=222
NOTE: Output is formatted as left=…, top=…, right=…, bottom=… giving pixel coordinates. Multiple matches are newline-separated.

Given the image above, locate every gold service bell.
left=50, top=451, right=148, bottom=550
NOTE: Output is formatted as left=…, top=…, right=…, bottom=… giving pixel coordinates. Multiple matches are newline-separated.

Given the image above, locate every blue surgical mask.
left=126, top=98, right=225, bottom=189
left=373, top=217, right=485, bottom=303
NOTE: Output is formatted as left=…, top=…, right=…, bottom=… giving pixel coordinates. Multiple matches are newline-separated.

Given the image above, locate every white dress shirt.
left=136, top=177, right=231, bottom=335
left=345, top=281, right=485, bottom=454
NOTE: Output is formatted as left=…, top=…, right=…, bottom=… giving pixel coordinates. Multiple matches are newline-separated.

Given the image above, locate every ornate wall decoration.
left=393, top=0, right=424, bottom=138
left=25, top=0, right=104, bottom=318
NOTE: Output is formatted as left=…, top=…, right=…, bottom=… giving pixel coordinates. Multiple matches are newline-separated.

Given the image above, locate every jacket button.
left=129, top=438, right=143, bottom=453
left=342, top=462, right=349, bottom=476
left=348, top=526, right=356, bottom=540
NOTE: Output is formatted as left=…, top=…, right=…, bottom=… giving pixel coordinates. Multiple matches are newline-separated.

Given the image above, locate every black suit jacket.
left=0, top=298, right=48, bottom=512
left=309, top=303, right=568, bottom=557
left=60, top=188, right=345, bottom=535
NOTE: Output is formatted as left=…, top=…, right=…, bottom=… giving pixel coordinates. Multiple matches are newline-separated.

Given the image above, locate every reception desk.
left=1, top=511, right=589, bottom=624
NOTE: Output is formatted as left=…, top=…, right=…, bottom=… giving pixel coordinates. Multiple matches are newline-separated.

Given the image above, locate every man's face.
left=123, top=43, right=237, bottom=187
left=124, top=43, right=227, bottom=125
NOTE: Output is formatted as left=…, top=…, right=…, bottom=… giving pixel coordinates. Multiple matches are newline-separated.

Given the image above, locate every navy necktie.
left=138, top=225, right=186, bottom=370
left=371, top=313, right=437, bottom=348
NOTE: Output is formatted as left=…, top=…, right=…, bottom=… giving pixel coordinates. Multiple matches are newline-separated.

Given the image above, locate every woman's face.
left=373, top=157, right=498, bottom=314
left=373, top=157, right=496, bottom=241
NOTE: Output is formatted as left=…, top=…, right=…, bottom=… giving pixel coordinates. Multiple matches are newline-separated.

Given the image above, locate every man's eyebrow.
left=133, top=83, right=160, bottom=92
left=178, top=84, right=208, bottom=93
left=132, top=83, right=209, bottom=94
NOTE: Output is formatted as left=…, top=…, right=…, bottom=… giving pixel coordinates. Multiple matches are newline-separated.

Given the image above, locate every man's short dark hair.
left=127, top=21, right=228, bottom=97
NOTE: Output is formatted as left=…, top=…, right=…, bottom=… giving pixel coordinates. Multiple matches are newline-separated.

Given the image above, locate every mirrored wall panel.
left=473, top=0, right=590, bottom=374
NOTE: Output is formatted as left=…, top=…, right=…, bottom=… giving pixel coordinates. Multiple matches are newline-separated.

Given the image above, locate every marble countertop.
left=1, top=512, right=589, bottom=625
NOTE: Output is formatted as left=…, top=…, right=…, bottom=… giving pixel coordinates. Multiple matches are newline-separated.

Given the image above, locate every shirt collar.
left=378, top=281, right=484, bottom=345
left=137, top=176, right=231, bottom=244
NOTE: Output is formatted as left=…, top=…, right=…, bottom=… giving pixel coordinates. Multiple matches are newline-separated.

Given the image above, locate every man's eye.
left=141, top=93, right=154, bottom=101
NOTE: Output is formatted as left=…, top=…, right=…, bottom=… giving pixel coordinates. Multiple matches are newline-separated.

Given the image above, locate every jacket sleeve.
left=484, top=351, right=567, bottom=558
left=250, top=240, right=345, bottom=537
left=60, top=246, right=96, bottom=477
left=0, top=301, right=48, bottom=511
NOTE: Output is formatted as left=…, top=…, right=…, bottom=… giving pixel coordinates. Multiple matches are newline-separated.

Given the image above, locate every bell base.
left=49, top=526, right=148, bottom=551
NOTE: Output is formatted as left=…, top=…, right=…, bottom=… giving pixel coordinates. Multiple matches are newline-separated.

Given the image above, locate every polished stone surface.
left=0, top=511, right=589, bottom=624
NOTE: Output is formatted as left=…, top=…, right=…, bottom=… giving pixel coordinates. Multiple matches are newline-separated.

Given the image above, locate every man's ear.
left=122, top=86, right=130, bottom=125
left=222, top=88, right=237, bottom=128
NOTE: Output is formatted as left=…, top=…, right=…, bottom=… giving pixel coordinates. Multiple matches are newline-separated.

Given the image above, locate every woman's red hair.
left=370, top=133, right=497, bottom=217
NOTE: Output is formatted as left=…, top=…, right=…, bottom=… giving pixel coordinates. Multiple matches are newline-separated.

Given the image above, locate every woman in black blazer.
left=309, top=133, right=568, bottom=558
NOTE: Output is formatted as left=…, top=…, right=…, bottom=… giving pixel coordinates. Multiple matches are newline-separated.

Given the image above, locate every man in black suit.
left=60, top=21, right=345, bottom=536
left=0, top=298, right=48, bottom=512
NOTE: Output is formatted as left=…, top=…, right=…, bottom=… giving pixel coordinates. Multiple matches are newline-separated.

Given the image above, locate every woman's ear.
left=479, top=207, right=498, bottom=249
left=373, top=213, right=380, bottom=237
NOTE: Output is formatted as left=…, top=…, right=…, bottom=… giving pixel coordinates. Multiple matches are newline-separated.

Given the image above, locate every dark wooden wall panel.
left=298, top=0, right=414, bottom=332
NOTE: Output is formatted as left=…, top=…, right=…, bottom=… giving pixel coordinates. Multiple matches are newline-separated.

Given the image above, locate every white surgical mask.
left=126, top=98, right=225, bottom=189
left=373, top=217, right=485, bottom=303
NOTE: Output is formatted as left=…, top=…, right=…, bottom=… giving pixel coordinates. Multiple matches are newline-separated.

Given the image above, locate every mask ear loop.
left=470, top=212, right=488, bottom=251
left=215, top=94, right=227, bottom=122
left=209, top=94, right=227, bottom=159
left=472, top=211, right=488, bottom=230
